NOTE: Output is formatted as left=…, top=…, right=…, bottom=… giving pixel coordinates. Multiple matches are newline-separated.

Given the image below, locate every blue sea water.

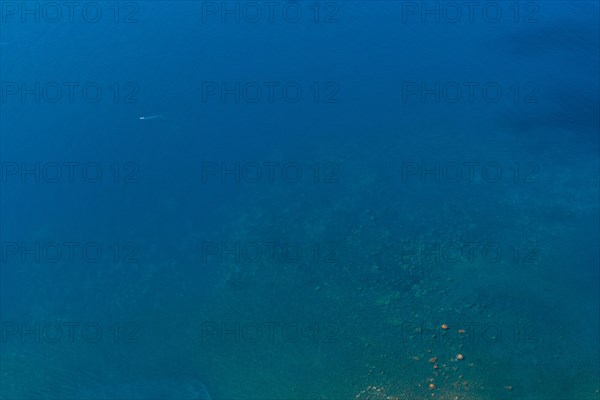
left=0, top=1, right=598, bottom=399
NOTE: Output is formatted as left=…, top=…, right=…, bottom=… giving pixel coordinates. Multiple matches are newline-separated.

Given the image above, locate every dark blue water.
left=1, top=2, right=598, bottom=399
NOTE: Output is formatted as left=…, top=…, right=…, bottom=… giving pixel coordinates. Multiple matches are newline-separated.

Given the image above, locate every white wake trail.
left=139, top=115, right=165, bottom=120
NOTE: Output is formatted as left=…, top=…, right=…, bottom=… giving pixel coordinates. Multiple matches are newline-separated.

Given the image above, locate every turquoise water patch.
left=73, top=379, right=211, bottom=400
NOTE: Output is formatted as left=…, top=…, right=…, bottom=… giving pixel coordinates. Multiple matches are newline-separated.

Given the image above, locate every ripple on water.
left=73, top=379, right=212, bottom=400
